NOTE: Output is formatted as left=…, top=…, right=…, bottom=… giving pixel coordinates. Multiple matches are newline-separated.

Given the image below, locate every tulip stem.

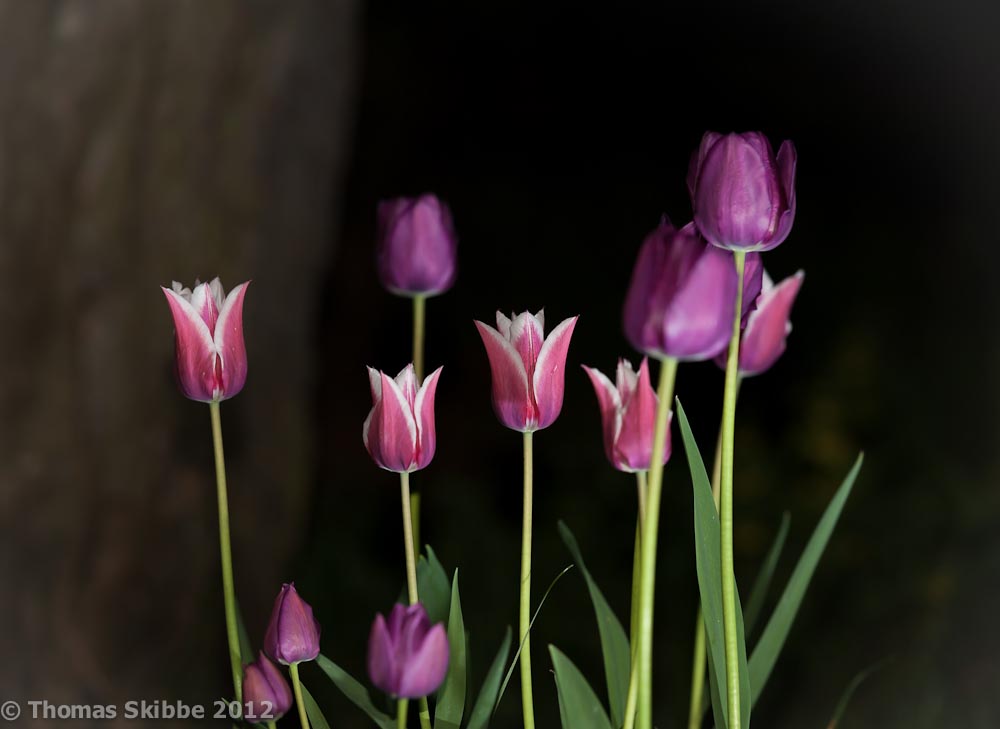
left=635, top=357, right=679, bottom=729
left=400, top=471, right=419, bottom=604
left=519, top=430, right=536, bottom=729
left=720, top=250, right=747, bottom=729
left=397, top=699, right=409, bottom=729
left=623, top=471, right=648, bottom=729
left=410, top=294, right=426, bottom=579
left=288, top=662, right=310, bottom=729
left=208, top=401, right=243, bottom=703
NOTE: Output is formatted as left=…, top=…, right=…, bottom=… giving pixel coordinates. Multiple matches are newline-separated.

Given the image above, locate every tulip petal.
left=368, top=371, right=419, bottom=472
left=687, top=131, right=723, bottom=197
left=397, top=623, right=450, bottom=699
left=766, top=140, right=798, bottom=251
left=367, top=613, right=398, bottom=695
left=510, top=311, right=545, bottom=379
left=214, top=281, right=250, bottom=400
left=495, top=311, right=512, bottom=339
left=413, top=366, right=443, bottom=470
left=395, top=364, right=418, bottom=410
left=741, top=252, right=765, bottom=328
left=615, top=358, right=670, bottom=471
left=532, top=316, right=578, bottom=430
left=663, top=245, right=737, bottom=361
left=582, top=364, right=622, bottom=467
left=189, top=281, right=220, bottom=331
left=475, top=320, right=534, bottom=431
left=362, top=366, right=382, bottom=452
left=739, top=271, right=804, bottom=376
left=162, top=286, right=219, bottom=402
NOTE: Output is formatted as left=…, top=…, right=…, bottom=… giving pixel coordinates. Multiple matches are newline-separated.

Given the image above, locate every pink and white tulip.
left=582, top=357, right=671, bottom=472
left=718, top=270, right=804, bottom=377
left=474, top=311, right=578, bottom=432
left=364, top=364, right=443, bottom=473
left=161, top=278, right=250, bottom=402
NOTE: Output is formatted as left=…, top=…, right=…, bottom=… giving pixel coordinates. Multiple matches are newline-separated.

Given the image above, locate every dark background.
left=2, top=0, right=997, bottom=727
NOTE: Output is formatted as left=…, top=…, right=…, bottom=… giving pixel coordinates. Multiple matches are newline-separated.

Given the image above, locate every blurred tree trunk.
left=0, top=0, right=358, bottom=719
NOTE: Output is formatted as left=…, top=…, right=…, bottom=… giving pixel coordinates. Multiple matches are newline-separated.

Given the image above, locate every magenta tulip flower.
left=582, top=357, right=671, bottom=472
left=377, top=194, right=458, bottom=297
left=264, top=583, right=321, bottom=666
left=363, top=364, right=443, bottom=473
left=623, top=219, right=763, bottom=361
left=474, top=311, right=579, bottom=432
left=716, top=270, right=805, bottom=376
left=161, top=278, right=250, bottom=402
left=368, top=603, right=450, bottom=699
left=242, top=652, right=293, bottom=723
left=687, top=131, right=797, bottom=252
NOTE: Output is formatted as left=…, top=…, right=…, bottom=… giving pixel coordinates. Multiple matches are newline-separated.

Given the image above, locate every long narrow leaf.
left=826, top=657, right=890, bottom=729
left=466, top=628, right=512, bottom=729
left=419, top=545, right=453, bottom=626
left=557, top=520, right=630, bottom=727
left=300, top=683, right=332, bottom=729
left=235, top=598, right=255, bottom=667
left=550, top=646, right=614, bottom=729
left=743, top=512, right=791, bottom=638
left=749, top=454, right=864, bottom=703
left=315, top=653, right=394, bottom=729
left=434, top=571, right=468, bottom=729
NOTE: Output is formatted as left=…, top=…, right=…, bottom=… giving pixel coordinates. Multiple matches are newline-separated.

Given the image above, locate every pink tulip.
left=719, top=270, right=804, bottom=376
left=364, top=364, right=443, bottom=473
left=474, top=311, right=578, bottom=432
left=367, top=603, right=450, bottom=699
left=582, top=357, right=671, bottom=472
left=161, top=278, right=250, bottom=402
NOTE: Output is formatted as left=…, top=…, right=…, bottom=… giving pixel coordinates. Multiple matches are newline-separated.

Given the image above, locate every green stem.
left=399, top=472, right=433, bottom=729
left=289, top=662, right=310, bottom=729
left=623, top=471, right=648, bottom=729
left=397, top=698, right=409, bottom=729
left=209, top=401, right=243, bottom=702
left=410, top=294, right=426, bottom=577
left=636, top=357, right=679, bottom=729
left=519, top=431, right=536, bottom=729
left=720, top=250, right=747, bottom=729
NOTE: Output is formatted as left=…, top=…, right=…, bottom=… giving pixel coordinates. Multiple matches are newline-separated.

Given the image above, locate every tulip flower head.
left=160, top=278, right=249, bottom=402
left=688, top=131, right=797, bottom=252
left=364, top=364, right=443, bottom=473
left=377, top=194, right=458, bottom=297
left=582, top=357, right=672, bottom=472
left=717, top=270, right=805, bottom=377
left=623, top=219, right=763, bottom=361
left=264, top=583, right=321, bottom=665
left=367, top=603, right=450, bottom=699
left=242, top=652, right=293, bottom=723
left=474, top=310, right=579, bottom=432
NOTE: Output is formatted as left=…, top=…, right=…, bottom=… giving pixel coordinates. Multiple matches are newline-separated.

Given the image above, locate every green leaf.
left=419, top=545, right=453, bottom=626
left=557, top=521, right=630, bottom=727
left=315, top=653, right=394, bottom=729
left=235, top=598, right=255, bottom=666
left=826, top=657, right=890, bottom=729
left=749, top=454, right=864, bottom=704
left=300, top=683, right=332, bottom=729
left=465, top=628, right=512, bottom=729
left=744, top=512, right=791, bottom=639
left=676, top=400, right=751, bottom=729
left=549, top=646, right=614, bottom=729
left=433, top=570, right=467, bottom=729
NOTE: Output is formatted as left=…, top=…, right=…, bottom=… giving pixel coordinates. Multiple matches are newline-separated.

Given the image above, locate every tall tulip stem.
left=397, top=699, right=409, bottom=729
left=623, top=470, right=649, bottom=729
left=399, top=472, right=433, bottom=729
left=288, top=662, right=310, bottom=729
left=520, top=430, right=536, bottom=729
left=636, top=357, right=679, bottom=729
left=410, top=295, right=426, bottom=579
left=208, top=401, right=243, bottom=702
left=720, top=250, right=747, bottom=729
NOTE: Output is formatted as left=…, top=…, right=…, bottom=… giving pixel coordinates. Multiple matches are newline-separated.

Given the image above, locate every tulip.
left=717, top=270, right=805, bottom=377
left=623, top=219, right=763, bottom=361
left=377, top=194, right=458, bottom=297
left=242, top=652, right=293, bottom=723
left=582, top=357, right=671, bottom=472
left=474, top=311, right=579, bottom=432
left=368, top=603, right=450, bottom=699
left=160, top=278, right=250, bottom=402
left=364, top=364, right=444, bottom=473
left=687, top=131, right=797, bottom=252
left=264, top=583, right=321, bottom=666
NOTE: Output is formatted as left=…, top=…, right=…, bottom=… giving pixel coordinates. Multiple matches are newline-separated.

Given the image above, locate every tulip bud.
left=623, top=219, right=763, bottom=361
left=688, top=131, right=797, bottom=252
left=264, top=583, right=321, bottom=665
left=161, top=278, right=250, bottom=402
left=363, top=364, right=443, bottom=473
left=582, top=357, right=671, bottom=472
left=474, top=310, right=578, bottom=432
left=377, top=194, right=458, bottom=297
left=242, top=652, right=293, bottom=723
left=367, top=603, right=450, bottom=699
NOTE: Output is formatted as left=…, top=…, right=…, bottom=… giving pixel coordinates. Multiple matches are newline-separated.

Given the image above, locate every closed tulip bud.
left=623, top=219, right=763, bottom=361
left=474, top=310, right=578, bottom=432
left=377, top=194, right=458, bottom=297
left=160, top=278, right=250, bottom=402
left=688, top=131, right=797, bottom=252
left=264, top=583, right=321, bottom=665
left=582, top=357, right=671, bottom=472
left=242, top=652, right=293, bottom=723
left=717, top=270, right=804, bottom=377
left=363, top=364, right=443, bottom=473
left=367, top=603, right=450, bottom=699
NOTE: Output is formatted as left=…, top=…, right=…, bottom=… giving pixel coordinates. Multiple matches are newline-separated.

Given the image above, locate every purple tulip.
left=582, top=357, right=671, bottom=472
left=264, top=583, right=321, bottom=665
left=160, top=278, right=250, bottom=402
left=363, top=364, right=443, bottom=473
left=474, top=310, right=579, bottom=432
left=688, top=131, right=797, bottom=252
left=622, top=219, right=763, bottom=361
left=367, top=603, right=450, bottom=699
left=242, top=652, right=293, bottom=723
left=377, top=194, right=458, bottom=297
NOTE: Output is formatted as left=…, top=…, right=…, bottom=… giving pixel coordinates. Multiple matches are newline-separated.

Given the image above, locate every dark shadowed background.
left=2, top=0, right=997, bottom=727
